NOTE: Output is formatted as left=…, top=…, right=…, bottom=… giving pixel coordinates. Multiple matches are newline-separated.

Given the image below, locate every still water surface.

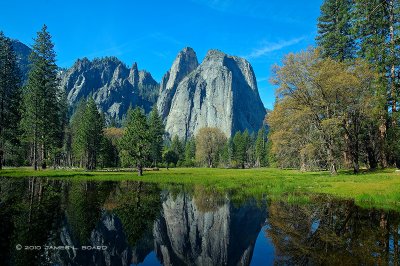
left=0, top=177, right=399, bottom=265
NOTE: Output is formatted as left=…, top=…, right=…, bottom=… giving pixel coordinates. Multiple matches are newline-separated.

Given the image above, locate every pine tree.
left=316, top=0, right=354, bottom=61
left=184, top=138, right=196, bottom=167
left=20, top=25, right=63, bottom=170
left=120, top=107, right=151, bottom=176
left=70, top=98, right=104, bottom=170
left=242, top=130, right=252, bottom=166
left=148, top=105, right=164, bottom=167
left=83, top=98, right=104, bottom=170
left=255, top=127, right=268, bottom=167
left=0, top=32, right=21, bottom=169
left=171, top=135, right=184, bottom=164
left=233, top=131, right=246, bottom=169
left=70, top=99, right=87, bottom=166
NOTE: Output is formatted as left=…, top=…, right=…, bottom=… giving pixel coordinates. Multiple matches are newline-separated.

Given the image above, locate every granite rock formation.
left=59, top=57, right=159, bottom=123
left=158, top=48, right=266, bottom=139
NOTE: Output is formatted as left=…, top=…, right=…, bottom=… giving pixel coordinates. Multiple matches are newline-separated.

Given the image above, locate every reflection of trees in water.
left=193, top=185, right=226, bottom=212
left=106, top=181, right=162, bottom=247
left=266, top=199, right=400, bottom=265
left=0, top=177, right=64, bottom=266
left=0, top=178, right=162, bottom=265
left=65, top=181, right=115, bottom=245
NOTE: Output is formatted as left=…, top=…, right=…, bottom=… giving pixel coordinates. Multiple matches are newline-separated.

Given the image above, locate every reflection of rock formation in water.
left=153, top=192, right=267, bottom=266
left=51, top=212, right=132, bottom=266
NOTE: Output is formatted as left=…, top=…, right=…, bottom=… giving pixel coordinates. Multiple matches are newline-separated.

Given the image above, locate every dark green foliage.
left=0, top=32, right=21, bottom=169
left=100, top=136, right=119, bottom=168
left=232, top=130, right=252, bottom=169
left=66, top=182, right=102, bottom=245
left=163, top=149, right=179, bottom=169
left=255, top=127, right=268, bottom=167
left=184, top=138, right=196, bottom=167
left=20, top=25, right=65, bottom=170
left=148, top=105, right=164, bottom=167
left=71, top=98, right=104, bottom=170
left=120, top=107, right=151, bottom=176
left=316, top=0, right=354, bottom=61
left=171, top=135, right=184, bottom=165
left=112, top=182, right=161, bottom=246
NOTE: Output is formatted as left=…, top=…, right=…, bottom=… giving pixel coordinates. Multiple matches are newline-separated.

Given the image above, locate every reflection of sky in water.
left=311, top=219, right=320, bottom=234
left=250, top=224, right=275, bottom=266
left=139, top=251, right=161, bottom=266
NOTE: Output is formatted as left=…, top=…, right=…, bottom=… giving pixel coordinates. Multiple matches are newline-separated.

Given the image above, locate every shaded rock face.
left=153, top=193, right=267, bottom=266
left=11, top=40, right=31, bottom=84
left=59, top=57, right=159, bottom=123
left=159, top=48, right=266, bottom=140
left=51, top=212, right=132, bottom=266
left=157, top=47, right=199, bottom=121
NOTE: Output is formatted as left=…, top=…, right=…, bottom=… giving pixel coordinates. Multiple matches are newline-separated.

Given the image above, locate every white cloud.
left=245, top=37, right=305, bottom=59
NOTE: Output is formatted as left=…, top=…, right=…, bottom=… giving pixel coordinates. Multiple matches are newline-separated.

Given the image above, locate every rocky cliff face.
left=157, top=47, right=199, bottom=121
left=11, top=40, right=31, bottom=84
left=158, top=48, right=266, bottom=140
left=59, top=57, right=159, bottom=123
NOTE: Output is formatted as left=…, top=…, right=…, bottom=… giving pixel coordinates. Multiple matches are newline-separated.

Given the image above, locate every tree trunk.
left=327, top=147, right=337, bottom=175
left=137, top=163, right=143, bottom=176
left=379, top=117, right=388, bottom=168
left=300, top=152, right=306, bottom=172
left=389, top=0, right=397, bottom=125
left=352, top=157, right=359, bottom=174
left=33, top=141, right=38, bottom=171
left=351, top=141, right=360, bottom=174
left=366, top=146, right=378, bottom=170
left=0, top=149, right=3, bottom=170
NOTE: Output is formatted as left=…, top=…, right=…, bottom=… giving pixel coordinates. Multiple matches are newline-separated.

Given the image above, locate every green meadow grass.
left=1, top=167, right=399, bottom=210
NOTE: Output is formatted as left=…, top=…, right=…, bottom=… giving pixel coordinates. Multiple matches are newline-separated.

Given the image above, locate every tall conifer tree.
left=0, top=32, right=21, bottom=169
left=120, top=107, right=151, bottom=176
left=20, top=25, right=63, bottom=170
left=316, top=0, right=354, bottom=61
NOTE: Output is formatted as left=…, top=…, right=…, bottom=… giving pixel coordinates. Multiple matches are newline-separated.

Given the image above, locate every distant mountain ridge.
left=11, top=39, right=266, bottom=136
left=59, top=57, right=158, bottom=123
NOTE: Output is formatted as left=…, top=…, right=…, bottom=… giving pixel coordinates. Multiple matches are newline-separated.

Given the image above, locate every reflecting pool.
left=0, top=178, right=399, bottom=265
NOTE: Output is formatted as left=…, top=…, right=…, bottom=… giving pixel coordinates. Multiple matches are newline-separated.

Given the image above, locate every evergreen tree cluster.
left=160, top=127, right=269, bottom=169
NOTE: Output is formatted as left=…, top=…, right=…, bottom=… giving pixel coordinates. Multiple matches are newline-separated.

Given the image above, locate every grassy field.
left=1, top=167, right=400, bottom=210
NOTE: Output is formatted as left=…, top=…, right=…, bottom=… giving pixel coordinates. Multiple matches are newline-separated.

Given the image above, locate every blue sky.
left=1, top=0, right=322, bottom=109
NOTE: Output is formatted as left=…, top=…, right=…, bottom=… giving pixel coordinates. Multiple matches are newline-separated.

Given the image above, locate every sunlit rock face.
left=153, top=192, right=267, bottom=265
left=157, top=47, right=199, bottom=122
left=59, top=57, right=159, bottom=124
left=159, top=48, right=266, bottom=140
